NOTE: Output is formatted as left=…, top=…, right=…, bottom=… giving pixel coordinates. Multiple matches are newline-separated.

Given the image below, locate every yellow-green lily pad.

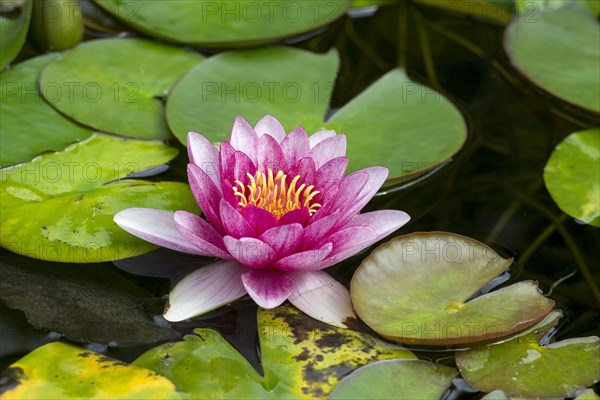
left=0, top=133, right=198, bottom=262
left=328, top=359, right=458, bottom=399
left=134, top=304, right=415, bottom=398
left=456, top=311, right=600, bottom=398
left=0, top=0, right=31, bottom=70
left=350, top=232, right=555, bottom=345
left=0, top=53, right=94, bottom=166
left=544, top=128, right=600, bottom=227
left=39, top=38, right=203, bottom=139
left=93, top=0, right=350, bottom=48
left=504, top=5, right=600, bottom=113
left=1, top=342, right=181, bottom=399
left=166, top=47, right=466, bottom=182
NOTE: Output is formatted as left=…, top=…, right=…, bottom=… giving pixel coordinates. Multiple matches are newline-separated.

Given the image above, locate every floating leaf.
left=0, top=251, right=172, bottom=346
left=93, top=0, right=349, bottom=47
left=350, top=232, right=555, bottom=345
left=544, top=128, right=600, bottom=227
left=0, top=0, right=32, bottom=70
left=134, top=304, right=415, bottom=398
left=39, top=38, right=203, bottom=139
left=576, top=389, right=600, bottom=400
left=0, top=133, right=198, bottom=262
left=167, top=47, right=466, bottom=181
left=0, top=54, right=94, bottom=166
left=504, top=5, right=600, bottom=113
left=456, top=311, right=600, bottom=398
left=516, top=0, right=600, bottom=16
left=0, top=342, right=181, bottom=399
left=328, top=359, right=458, bottom=400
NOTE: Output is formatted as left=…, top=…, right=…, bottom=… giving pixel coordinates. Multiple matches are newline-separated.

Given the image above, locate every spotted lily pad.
left=543, top=128, right=600, bottom=227
left=0, top=0, right=32, bottom=70
left=93, top=0, right=349, bottom=47
left=504, top=5, right=600, bottom=113
left=134, top=304, right=415, bottom=398
left=0, top=342, right=181, bottom=399
left=0, top=133, right=198, bottom=262
left=39, top=38, right=203, bottom=139
left=328, top=359, right=458, bottom=399
left=167, top=47, right=466, bottom=181
left=350, top=232, right=555, bottom=345
left=456, top=311, right=600, bottom=398
left=0, top=54, right=94, bottom=166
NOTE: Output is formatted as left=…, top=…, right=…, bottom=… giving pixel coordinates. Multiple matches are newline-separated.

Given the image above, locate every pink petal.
left=314, top=156, right=348, bottom=193
left=313, top=226, right=378, bottom=270
left=257, top=133, right=286, bottom=173
left=274, top=243, right=333, bottom=272
left=309, top=129, right=336, bottom=148
left=241, top=269, right=295, bottom=309
left=311, top=134, right=346, bottom=169
left=254, top=115, right=286, bottom=143
left=219, top=199, right=254, bottom=238
left=163, top=261, right=247, bottom=322
left=173, top=211, right=232, bottom=260
left=345, top=210, right=411, bottom=240
left=114, top=208, right=207, bottom=256
left=278, top=207, right=310, bottom=226
left=287, top=157, right=316, bottom=186
left=288, top=270, right=356, bottom=328
left=222, top=150, right=257, bottom=185
left=259, top=223, right=303, bottom=259
left=241, top=205, right=278, bottom=236
left=187, top=132, right=221, bottom=191
left=302, top=214, right=338, bottom=248
left=337, top=167, right=388, bottom=222
left=230, top=116, right=258, bottom=163
left=223, top=236, right=276, bottom=269
left=281, top=126, right=310, bottom=166
left=312, top=171, right=369, bottom=223
left=188, top=169, right=224, bottom=235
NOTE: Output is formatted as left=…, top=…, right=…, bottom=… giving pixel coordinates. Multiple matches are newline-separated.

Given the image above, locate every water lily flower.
left=114, top=116, right=410, bottom=327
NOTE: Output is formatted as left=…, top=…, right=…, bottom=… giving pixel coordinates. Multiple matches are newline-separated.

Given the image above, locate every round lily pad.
left=93, top=0, right=349, bottom=47
left=0, top=0, right=32, bottom=70
left=328, top=359, right=458, bottom=400
left=0, top=53, right=94, bottom=167
left=350, top=232, right=555, bottom=345
left=0, top=133, right=198, bottom=262
left=166, top=47, right=467, bottom=181
left=504, top=5, right=600, bottom=113
left=1, top=342, right=181, bottom=399
left=544, top=128, right=600, bottom=227
left=456, top=311, right=600, bottom=398
left=39, top=38, right=203, bottom=139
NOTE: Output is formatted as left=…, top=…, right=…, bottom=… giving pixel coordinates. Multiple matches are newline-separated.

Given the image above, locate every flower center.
left=233, top=168, right=321, bottom=219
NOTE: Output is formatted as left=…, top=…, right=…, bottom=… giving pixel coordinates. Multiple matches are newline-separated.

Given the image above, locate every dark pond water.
left=1, top=2, right=599, bottom=398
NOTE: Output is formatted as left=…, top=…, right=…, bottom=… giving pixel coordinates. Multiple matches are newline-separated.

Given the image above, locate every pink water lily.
left=114, top=116, right=410, bottom=327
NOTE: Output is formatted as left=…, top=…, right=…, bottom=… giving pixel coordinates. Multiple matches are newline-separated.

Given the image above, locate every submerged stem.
left=414, top=10, right=438, bottom=88
left=344, top=19, right=388, bottom=71
left=517, top=214, right=567, bottom=277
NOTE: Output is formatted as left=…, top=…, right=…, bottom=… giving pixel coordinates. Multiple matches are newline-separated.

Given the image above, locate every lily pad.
left=350, top=232, right=555, bottom=345
left=544, top=128, right=600, bottom=227
left=328, top=359, right=458, bottom=400
left=39, top=38, right=203, bottom=139
left=134, top=304, right=415, bottom=398
left=504, top=5, right=600, bottom=113
left=456, top=311, right=600, bottom=398
left=93, top=0, right=349, bottom=47
left=1, top=342, right=181, bottom=399
left=0, top=133, right=199, bottom=262
left=0, top=53, right=94, bottom=166
left=167, top=47, right=466, bottom=181
left=0, top=0, right=32, bottom=70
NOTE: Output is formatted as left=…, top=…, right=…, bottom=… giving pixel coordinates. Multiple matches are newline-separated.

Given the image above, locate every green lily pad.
left=167, top=47, right=466, bottom=181
left=93, top=0, right=349, bottom=48
left=1, top=342, right=181, bottom=399
left=413, top=0, right=514, bottom=24
left=328, top=359, right=458, bottom=400
left=516, top=0, right=600, bottom=16
left=350, top=232, right=555, bottom=345
left=39, top=38, right=203, bottom=139
left=0, top=0, right=32, bottom=71
left=504, top=5, right=600, bottom=113
left=0, top=133, right=198, bottom=262
left=543, top=128, right=600, bottom=227
left=134, top=304, right=415, bottom=398
left=576, top=389, right=600, bottom=400
left=456, top=311, right=600, bottom=398
left=0, top=53, right=94, bottom=166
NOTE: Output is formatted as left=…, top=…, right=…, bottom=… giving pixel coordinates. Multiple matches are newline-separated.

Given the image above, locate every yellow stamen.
left=233, top=168, right=321, bottom=219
